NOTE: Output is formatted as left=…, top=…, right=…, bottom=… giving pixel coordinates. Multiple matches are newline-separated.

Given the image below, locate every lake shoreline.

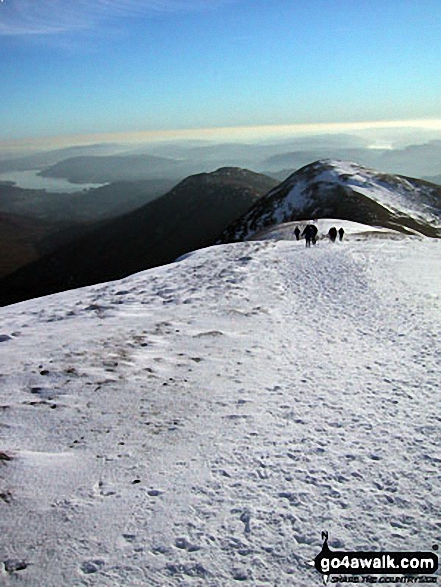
left=0, top=169, right=106, bottom=193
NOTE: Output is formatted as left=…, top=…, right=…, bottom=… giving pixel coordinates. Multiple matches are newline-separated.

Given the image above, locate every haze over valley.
left=1, top=125, right=441, bottom=287
left=1, top=0, right=441, bottom=584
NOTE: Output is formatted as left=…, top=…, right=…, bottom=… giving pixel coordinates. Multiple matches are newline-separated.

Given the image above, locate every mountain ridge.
left=0, top=167, right=277, bottom=306
left=2, top=159, right=441, bottom=308
left=220, top=159, right=441, bottom=242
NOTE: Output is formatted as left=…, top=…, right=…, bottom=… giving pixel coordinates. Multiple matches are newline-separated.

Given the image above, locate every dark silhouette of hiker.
left=338, top=227, right=345, bottom=241
left=302, top=224, right=318, bottom=247
left=294, top=226, right=301, bottom=241
left=328, top=227, right=337, bottom=242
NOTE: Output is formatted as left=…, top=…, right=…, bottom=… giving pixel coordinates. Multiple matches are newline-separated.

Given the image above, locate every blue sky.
left=1, top=0, right=441, bottom=143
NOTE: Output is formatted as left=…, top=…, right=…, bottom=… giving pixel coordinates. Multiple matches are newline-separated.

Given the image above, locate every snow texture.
left=0, top=230, right=440, bottom=586
left=250, top=218, right=405, bottom=241
left=229, top=160, right=441, bottom=241
left=285, top=160, right=441, bottom=226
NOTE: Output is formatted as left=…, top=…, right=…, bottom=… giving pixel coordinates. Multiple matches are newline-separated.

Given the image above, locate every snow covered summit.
left=0, top=231, right=440, bottom=586
left=221, top=159, right=441, bottom=242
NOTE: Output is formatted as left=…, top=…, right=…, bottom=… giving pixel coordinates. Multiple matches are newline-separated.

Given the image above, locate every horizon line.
left=2, top=118, right=441, bottom=153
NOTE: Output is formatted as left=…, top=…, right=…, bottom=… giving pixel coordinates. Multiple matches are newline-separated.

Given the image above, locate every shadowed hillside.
left=0, top=168, right=277, bottom=306
left=0, top=179, right=175, bottom=223
left=0, top=213, right=83, bottom=279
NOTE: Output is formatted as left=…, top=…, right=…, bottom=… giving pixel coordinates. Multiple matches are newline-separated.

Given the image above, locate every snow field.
left=246, top=161, right=441, bottom=238
left=0, top=235, right=440, bottom=586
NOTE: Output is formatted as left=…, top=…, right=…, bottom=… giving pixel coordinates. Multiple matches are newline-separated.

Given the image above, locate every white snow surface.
left=251, top=218, right=405, bottom=241
left=279, top=160, right=441, bottom=226
left=0, top=235, right=440, bottom=586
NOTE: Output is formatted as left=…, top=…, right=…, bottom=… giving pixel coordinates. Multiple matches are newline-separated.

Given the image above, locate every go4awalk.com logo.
left=310, top=532, right=439, bottom=584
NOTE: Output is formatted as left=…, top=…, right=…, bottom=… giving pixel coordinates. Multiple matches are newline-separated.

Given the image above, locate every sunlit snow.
left=0, top=228, right=440, bottom=586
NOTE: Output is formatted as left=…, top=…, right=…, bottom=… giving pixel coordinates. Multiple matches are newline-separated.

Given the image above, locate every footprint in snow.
left=4, top=559, right=28, bottom=573
left=175, top=537, right=201, bottom=552
left=80, top=560, right=105, bottom=574
left=240, top=511, right=252, bottom=534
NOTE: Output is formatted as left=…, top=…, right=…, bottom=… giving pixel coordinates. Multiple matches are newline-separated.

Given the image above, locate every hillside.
left=0, top=212, right=89, bottom=279
left=0, top=180, right=174, bottom=223
left=220, top=160, right=441, bottom=242
left=0, top=168, right=277, bottom=306
left=60, top=179, right=176, bottom=222
left=0, top=233, right=439, bottom=585
left=0, top=181, right=176, bottom=279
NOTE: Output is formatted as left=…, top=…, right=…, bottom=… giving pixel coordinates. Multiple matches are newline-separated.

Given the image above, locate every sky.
left=1, top=0, right=441, bottom=147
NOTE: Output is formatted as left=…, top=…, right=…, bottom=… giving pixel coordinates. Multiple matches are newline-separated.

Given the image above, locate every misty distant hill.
left=260, top=148, right=383, bottom=172
left=4, top=135, right=441, bottom=185
left=259, top=140, right=441, bottom=179
left=0, top=179, right=174, bottom=223
left=378, top=140, right=441, bottom=177
left=63, top=179, right=176, bottom=221
left=0, top=143, right=123, bottom=173
left=0, top=168, right=277, bottom=306
left=0, top=179, right=176, bottom=278
left=39, top=154, right=185, bottom=183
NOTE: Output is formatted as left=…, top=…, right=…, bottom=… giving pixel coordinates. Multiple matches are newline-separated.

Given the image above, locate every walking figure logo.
left=309, top=531, right=438, bottom=584
left=309, top=531, right=332, bottom=584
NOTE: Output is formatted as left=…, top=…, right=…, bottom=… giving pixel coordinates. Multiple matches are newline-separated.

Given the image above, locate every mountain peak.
left=220, top=159, right=441, bottom=242
left=284, top=158, right=380, bottom=182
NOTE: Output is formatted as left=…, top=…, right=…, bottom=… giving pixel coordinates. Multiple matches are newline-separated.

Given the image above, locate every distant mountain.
left=126, top=133, right=368, bottom=169
left=263, top=169, right=297, bottom=181
left=258, top=141, right=441, bottom=179
left=260, top=148, right=384, bottom=172
left=39, top=154, right=184, bottom=183
left=220, top=160, right=441, bottom=242
left=0, top=143, right=123, bottom=173
left=0, top=168, right=277, bottom=306
left=0, top=179, right=174, bottom=223
left=378, top=140, right=441, bottom=177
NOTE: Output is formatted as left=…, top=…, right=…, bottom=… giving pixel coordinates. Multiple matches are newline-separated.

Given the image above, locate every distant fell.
left=0, top=180, right=174, bottom=223
left=0, top=167, right=277, bottom=306
left=220, top=159, right=441, bottom=242
left=39, top=154, right=184, bottom=184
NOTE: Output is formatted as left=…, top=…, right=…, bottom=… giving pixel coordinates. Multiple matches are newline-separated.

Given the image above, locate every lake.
left=0, top=169, right=106, bottom=193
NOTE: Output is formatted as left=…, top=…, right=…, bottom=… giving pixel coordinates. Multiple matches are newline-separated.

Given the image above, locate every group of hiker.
left=293, top=224, right=345, bottom=247
left=327, top=226, right=345, bottom=243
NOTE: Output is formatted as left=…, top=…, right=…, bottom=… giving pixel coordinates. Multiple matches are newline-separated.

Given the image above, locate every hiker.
left=302, top=224, right=318, bottom=247
left=294, top=226, right=301, bottom=241
left=328, top=226, right=337, bottom=242
left=338, top=227, right=345, bottom=241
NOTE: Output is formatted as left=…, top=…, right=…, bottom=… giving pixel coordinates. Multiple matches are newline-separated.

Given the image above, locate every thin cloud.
left=3, top=119, right=441, bottom=154
left=0, top=0, right=232, bottom=36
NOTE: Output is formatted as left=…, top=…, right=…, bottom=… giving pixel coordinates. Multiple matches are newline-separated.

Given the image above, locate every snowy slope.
left=0, top=234, right=440, bottom=586
left=298, top=160, right=441, bottom=222
left=250, top=218, right=405, bottom=241
left=221, top=160, right=441, bottom=241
